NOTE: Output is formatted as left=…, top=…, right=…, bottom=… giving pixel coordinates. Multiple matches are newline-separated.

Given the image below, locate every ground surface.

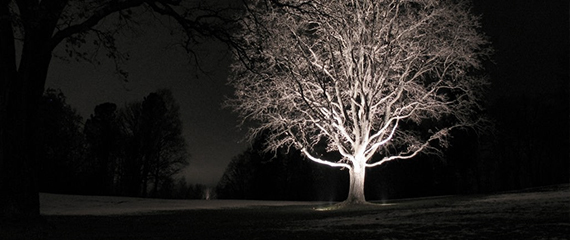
left=2, top=184, right=568, bottom=240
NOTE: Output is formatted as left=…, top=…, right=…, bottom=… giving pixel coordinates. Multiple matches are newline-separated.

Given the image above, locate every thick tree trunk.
left=345, top=163, right=366, bottom=204
left=0, top=60, right=51, bottom=221
left=0, top=78, right=43, bottom=220
left=0, top=2, right=40, bottom=221
left=0, top=104, right=40, bottom=221
left=0, top=1, right=55, bottom=221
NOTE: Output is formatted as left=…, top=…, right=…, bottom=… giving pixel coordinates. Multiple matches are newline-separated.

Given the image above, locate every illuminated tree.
left=229, top=0, right=491, bottom=204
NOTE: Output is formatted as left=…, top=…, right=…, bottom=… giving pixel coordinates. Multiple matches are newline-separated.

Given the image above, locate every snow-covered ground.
left=41, top=184, right=569, bottom=217
left=308, top=185, right=570, bottom=228
left=23, top=185, right=569, bottom=239
left=40, top=193, right=325, bottom=215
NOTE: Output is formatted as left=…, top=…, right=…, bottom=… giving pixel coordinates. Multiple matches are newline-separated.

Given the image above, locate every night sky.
left=44, top=0, right=568, bottom=187
left=46, top=21, right=246, bottom=187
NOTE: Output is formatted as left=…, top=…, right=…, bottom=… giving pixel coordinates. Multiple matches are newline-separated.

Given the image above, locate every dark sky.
left=45, top=0, right=568, bottom=187
left=46, top=20, right=246, bottom=187
left=473, top=0, right=568, bottom=98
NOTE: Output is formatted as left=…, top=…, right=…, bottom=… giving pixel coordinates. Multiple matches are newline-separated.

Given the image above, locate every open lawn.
left=2, top=184, right=569, bottom=240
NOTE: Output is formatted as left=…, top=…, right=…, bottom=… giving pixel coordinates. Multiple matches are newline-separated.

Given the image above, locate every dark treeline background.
left=41, top=85, right=567, bottom=201
left=216, top=132, right=349, bottom=201
left=37, top=88, right=207, bottom=199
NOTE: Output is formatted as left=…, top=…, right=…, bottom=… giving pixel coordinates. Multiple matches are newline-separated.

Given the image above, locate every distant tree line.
left=216, top=130, right=457, bottom=201
left=37, top=88, right=203, bottom=199
left=217, top=132, right=349, bottom=201
left=217, top=90, right=569, bottom=200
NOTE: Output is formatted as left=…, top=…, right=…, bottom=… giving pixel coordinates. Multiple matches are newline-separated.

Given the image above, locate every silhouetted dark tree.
left=171, top=177, right=212, bottom=199
left=173, top=178, right=190, bottom=199
left=1, top=0, right=242, bottom=220
left=117, top=100, right=144, bottom=196
left=189, top=184, right=211, bottom=199
left=118, top=89, right=188, bottom=197
left=84, top=102, right=121, bottom=195
left=216, top=150, right=258, bottom=199
left=37, top=89, right=86, bottom=194
left=142, top=89, right=188, bottom=197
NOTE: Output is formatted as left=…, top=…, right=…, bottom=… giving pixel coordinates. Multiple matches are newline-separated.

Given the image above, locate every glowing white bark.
left=229, top=0, right=490, bottom=203
left=346, top=154, right=367, bottom=203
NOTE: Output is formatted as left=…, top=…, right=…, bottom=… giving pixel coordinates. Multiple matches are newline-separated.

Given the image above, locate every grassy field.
left=2, top=184, right=569, bottom=240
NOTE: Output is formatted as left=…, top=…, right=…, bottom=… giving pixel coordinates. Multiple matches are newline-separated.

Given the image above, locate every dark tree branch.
left=50, top=0, right=146, bottom=51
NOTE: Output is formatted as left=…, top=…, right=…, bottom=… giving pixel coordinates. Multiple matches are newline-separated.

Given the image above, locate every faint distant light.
left=204, top=187, right=211, bottom=200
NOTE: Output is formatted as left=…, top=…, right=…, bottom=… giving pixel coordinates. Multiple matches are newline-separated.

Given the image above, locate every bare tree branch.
left=228, top=0, right=491, bottom=202
left=50, top=0, right=146, bottom=51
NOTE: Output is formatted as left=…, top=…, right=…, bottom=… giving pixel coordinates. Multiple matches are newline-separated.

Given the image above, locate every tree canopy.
left=229, top=0, right=491, bottom=203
